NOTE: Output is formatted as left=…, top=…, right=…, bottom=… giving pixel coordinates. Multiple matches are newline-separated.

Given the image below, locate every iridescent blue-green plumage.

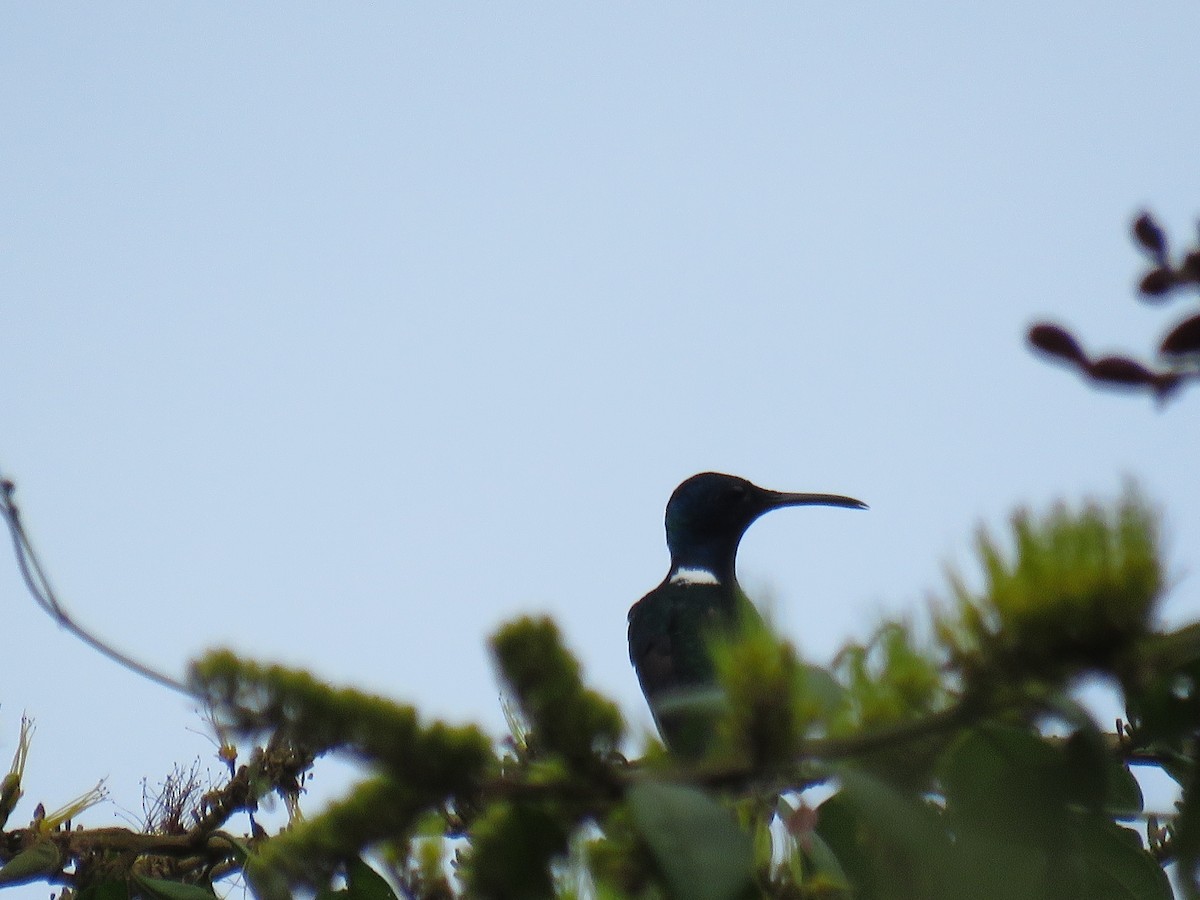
left=628, top=472, right=866, bottom=757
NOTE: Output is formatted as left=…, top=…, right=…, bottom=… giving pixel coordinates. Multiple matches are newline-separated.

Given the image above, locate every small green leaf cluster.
left=462, top=618, right=626, bottom=896
left=706, top=619, right=945, bottom=781
left=489, top=617, right=624, bottom=767
left=712, top=623, right=808, bottom=768
left=461, top=800, right=571, bottom=898
left=187, top=653, right=492, bottom=900
left=829, top=621, right=946, bottom=734
left=939, top=486, right=1162, bottom=686
left=191, top=652, right=493, bottom=785
left=466, top=618, right=761, bottom=898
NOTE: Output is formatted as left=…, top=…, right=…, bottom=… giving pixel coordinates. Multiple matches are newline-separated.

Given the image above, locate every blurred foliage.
left=939, top=486, right=1161, bottom=686
left=1, top=485, right=1197, bottom=899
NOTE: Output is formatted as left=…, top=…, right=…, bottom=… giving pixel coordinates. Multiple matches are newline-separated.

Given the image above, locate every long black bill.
left=763, top=490, right=869, bottom=511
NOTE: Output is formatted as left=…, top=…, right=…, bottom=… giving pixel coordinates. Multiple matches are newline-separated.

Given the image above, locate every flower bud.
left=1133, top=212, right=1167, bottom=255
left=1160, top=313, right=1200, bottom=357
left=1028, top=323, right=1087, bottom=367
left=1139, top=269, right=1173, bottom=299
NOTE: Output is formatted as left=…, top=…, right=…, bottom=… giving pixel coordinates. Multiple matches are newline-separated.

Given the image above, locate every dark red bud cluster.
left=1028, top=324, right=1086, bottom=366
left=1139, top=269, right=1173, bottom=299
left=1132, top=212, right=1200, bottom=302
left=1028, top=323, right=1184, bottom=401
left=1027, top=211, right=1200, bottom=403
left=1160, top=313, right=1200, bottom=357
left=1133, top=212, right=1168, bottom=257
left=1184, top=250, right=1200, bottom=281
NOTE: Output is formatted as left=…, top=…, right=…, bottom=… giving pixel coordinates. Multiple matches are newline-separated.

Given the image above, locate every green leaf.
left=207, top=832, right=251, bottom=863
left=951, top=833, right=1050, bottom=900
left=312, top=860, right=396, bottom=900
left=1174, top=761, right=1200, bottom=896
left=1035, top=701, right=1142, bottom=818
left=627, top=780, right=753, bottom=900
left=1038, top=693, right=1141, bottom=817
left=1060, top=718, right=1117, bottom=813
left=1103, top=757, right=1144, bottom=819
left=776, top=794, right=850, bottom=893
left=812, top=794, right=872, bottom=897
left=463, top=801, right=567, bottom=897
left=939, top=725, right=1071, bottom=839
left=343, top=858, right=398, bottom=900
left=799, top=664, right=847, bottom=717
left=243, top=855, right=293, bottom=900
left=131, top=875, right=216, bottom=900
left=0, top=841, right=62, bottom=885
left=1077, top=820, right=1172, bottom=900
left=836, top=770, right=948, bottom=858
left=803, top=830, right=850, bottom=891
left=76, top=881, right=131, bottom=900
left=821, top=773, right=955, bottom=900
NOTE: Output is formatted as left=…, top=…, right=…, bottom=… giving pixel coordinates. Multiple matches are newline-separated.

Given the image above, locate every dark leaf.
left=1123, top=633, right=1200, bottom=764
left=836, top=770, right=948, bottom=854
left=627, top=780, right=753, bottom=900
left=1028, top=323, right=1088, bottom=366
left=821, top=774, right=955, bottom=900
left=802, top=831, right=851, bottom=892
left=1063, top=730, right=1111, bottom=813
left=465, top=801, right=567, bottom=898
left=1172, top=759, right=1200, bottom=894
left=1037, top=694, right=1143, bottom=817
left=1133, top=213, right=1167, bottom=256
left=76, top=882, right=131, bottom=900
left=1183, top=250, right=1200, bottom=281
left=952, top=833, right=1051, bottom=900
left=0, top=842, right=61, bottom=885
left=130, top=876, right=216, bottom=900
left=1139, top=269, right=1174, bottom=299
left=1160, top=314, right=1200, bottom=356
left=1088, top=356, right=1157, bottom=388
left=813, top=793, right=875, bottom=898
left=1143, top=622, right=1200, bottom=671
left=1104, top=759, right=1145, bottom=819
left=244, top=856, right=293, bottom=900
left=1077, top=819, right=1173, bottom=899
left=940, top=725, right=1070, bottom=839
left=343, top=858, right=397, bottom=900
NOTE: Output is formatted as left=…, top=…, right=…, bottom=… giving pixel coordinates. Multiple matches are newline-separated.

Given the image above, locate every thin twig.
left=0, top=474, right=194, bottom=697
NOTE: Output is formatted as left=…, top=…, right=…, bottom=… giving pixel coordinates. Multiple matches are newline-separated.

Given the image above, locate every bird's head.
left=664, top=472, right=867, bottom=581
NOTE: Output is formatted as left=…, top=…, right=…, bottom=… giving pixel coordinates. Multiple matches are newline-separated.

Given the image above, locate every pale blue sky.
left=3, top=2, right=1200, bottom=866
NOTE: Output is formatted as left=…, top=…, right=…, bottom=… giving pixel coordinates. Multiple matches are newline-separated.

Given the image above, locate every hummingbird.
left=628, top=472, right=867, bottom=757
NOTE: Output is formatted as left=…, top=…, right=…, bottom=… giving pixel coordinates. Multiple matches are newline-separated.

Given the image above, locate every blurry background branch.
left=1029, top=212, right=1200, bottom=402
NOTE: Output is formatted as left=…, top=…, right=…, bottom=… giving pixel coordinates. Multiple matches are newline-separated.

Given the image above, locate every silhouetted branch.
left=0, top=475, right=192, bottom=696
left=1029, top=211, right=1200, bottom=402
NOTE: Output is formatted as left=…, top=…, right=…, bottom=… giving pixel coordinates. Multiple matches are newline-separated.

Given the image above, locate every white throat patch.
left=669, top=567, right=721, bottom=586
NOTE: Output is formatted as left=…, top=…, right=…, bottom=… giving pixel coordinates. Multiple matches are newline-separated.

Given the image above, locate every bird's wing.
left=627, top=582, right=736, bottom=701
